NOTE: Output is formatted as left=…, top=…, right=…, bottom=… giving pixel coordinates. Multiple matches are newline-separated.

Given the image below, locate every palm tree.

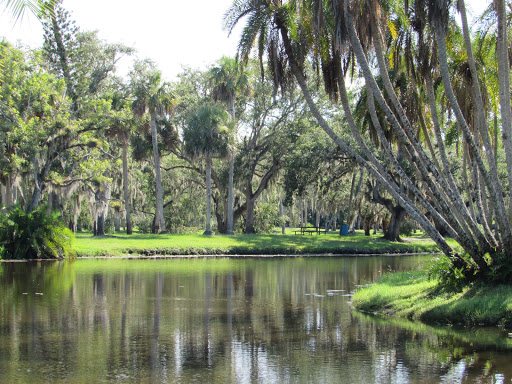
left=225, top=0, right=512, bottom=281
left=209, top=56, right=248, bottom=235
left=130, top=60, right=174, bottom=234
left=184, top=103, right=230, bottom=235
left=105, top=88, right=135, bottom=235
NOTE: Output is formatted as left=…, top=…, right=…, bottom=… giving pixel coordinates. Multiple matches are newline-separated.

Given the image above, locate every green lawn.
left=73, top=229, right=444, bottom=257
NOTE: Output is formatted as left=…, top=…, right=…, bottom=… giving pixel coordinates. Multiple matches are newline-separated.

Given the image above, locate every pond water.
left=1, top=256, right=511, bottom=383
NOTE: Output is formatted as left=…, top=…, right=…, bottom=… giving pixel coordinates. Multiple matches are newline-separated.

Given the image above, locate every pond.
left=1, top=256, right=511, bottom=383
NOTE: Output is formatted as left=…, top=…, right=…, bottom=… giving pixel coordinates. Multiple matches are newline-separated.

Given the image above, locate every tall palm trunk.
left=496, top=0, right=512, bottom=213
left=275, top=15, right=455, bottom=258
left=150, top=112, right=167, bottom=233
left=226, top=152, right=235, bottom=234
left=204, top=154, right=213, bottom=235
left=226, top=96, right=236, bottom=235
left=433, top=19, right=509, bottom=264
left=122, top=139, right=133, bottom=235
left=227, top=157, right=235, bottom=235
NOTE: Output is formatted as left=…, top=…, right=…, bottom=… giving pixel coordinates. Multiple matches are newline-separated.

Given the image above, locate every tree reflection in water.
left=0, top=257, right=511, bottom=383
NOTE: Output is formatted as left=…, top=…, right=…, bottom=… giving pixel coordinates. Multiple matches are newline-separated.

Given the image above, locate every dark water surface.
left=1, top=256, right=511, bottom=383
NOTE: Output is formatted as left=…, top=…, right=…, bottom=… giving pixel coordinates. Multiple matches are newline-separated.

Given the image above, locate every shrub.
left=0, top=205, right=74, bottom=260
left=399, top=219, right=415, bottom=236
left=135, top=217, right=153, bottom=234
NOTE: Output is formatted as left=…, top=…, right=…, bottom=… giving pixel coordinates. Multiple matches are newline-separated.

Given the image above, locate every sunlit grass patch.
left=352, top=271, right=512, bottom=326
left=72, top=230, right=441, bottom=257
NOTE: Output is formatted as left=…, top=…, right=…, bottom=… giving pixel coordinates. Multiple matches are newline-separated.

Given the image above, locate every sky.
left=0, top=0, right=491, bottom=81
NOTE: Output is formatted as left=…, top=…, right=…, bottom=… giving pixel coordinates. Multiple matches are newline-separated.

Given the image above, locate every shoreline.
left=1, top=252, right=439, bottom=262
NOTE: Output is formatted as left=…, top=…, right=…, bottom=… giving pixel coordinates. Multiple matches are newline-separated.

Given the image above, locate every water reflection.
left=0, top=257, right=510, bottom=383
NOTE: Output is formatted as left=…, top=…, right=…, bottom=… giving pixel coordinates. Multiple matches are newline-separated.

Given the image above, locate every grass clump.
left=352, top=268, right=512, bottom=326
left=0, top=205, right=74, bottom=260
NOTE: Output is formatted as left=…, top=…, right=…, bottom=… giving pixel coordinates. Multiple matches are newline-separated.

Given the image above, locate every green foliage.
left=428, top=250, right=512, bottom=289
left=483, top=251, right=512, bottom=283
left=134, top=216, right=153, bottom=234
left=399, top=219, right=415, bottom=236
left=0, top=205, right=74, bottom=259
left=103, top=218, right=115, bottom=234
left=427, top=254, right=478, bottom=291
left=254, top=201, right=279, bottom=233
left=183, top=103, right=231, bottom=158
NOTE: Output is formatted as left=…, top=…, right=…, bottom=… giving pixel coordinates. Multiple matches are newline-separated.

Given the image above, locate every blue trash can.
left=340, top=224, right=349, bottom=236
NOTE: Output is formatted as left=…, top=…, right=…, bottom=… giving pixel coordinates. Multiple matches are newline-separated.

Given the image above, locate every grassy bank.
left=351, top=269, right=512, bottom=326
left=72, top=230, right=443, bottom=257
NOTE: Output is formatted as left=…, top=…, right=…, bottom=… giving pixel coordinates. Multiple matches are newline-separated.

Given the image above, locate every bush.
left=0, top=205, right=74, bottom=260
left=135, top=217, right=153, bottom=234
left=399, top=219, right=415, bottom=236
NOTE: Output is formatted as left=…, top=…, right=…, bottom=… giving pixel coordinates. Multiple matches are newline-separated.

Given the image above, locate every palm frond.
left=1, top=0, right=55, bottom=23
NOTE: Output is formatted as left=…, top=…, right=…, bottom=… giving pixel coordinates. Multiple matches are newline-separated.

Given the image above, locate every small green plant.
left=427, top=254, right=478, bottom=291
left=0, top=205, right=75, bottom=260
left=482, top=251, right=512, bottom=283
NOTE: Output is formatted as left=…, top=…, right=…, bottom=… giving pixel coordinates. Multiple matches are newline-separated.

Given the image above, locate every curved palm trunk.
left=150, top=112, right=167, bottom=233
left=495, top=0, right=512, bottom=212
left=275, top=16, right=455, bottom=258
left=122, top=140, right=133, bottom=235
left=204, top=154, right=213, bottom=235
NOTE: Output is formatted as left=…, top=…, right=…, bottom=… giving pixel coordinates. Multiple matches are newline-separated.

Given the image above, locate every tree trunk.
left=245, top=197, right=256, bottom=234
left=315, top=200, right=320, bottom=228
left=383, top=206, right=406, bottom=242
left=1, top=176, right=15, bottom=208
left=96, top=212, right=105, bottom=236
left=150, top=112, right=167, bottom=233
left=94, top=181, right=111, bottom=237
left=290, top=201, right=295, bottom=227
left=363, top=219, right=371, bottom=236
left=122, top=140, right=133, bottom=235
left=280, top=196, right=286, bottom=234
left=496, top=0, right=512, bottom=213
left=303, top=197, right=308, bottom=226
left=226, top=152, right=235, bottom=235
left=204, top=154, right=213, bottom=236
left=1, top=183, right=6, bottom=208
left=27, top=156, right=52, bottom=214
left=114, top=214, right=121, bottom=232
left=298, top=199, right=303, bottom=227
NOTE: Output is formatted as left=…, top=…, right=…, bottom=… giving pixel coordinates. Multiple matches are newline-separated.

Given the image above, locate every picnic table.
left=293, top=226, right=329, bottom=235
